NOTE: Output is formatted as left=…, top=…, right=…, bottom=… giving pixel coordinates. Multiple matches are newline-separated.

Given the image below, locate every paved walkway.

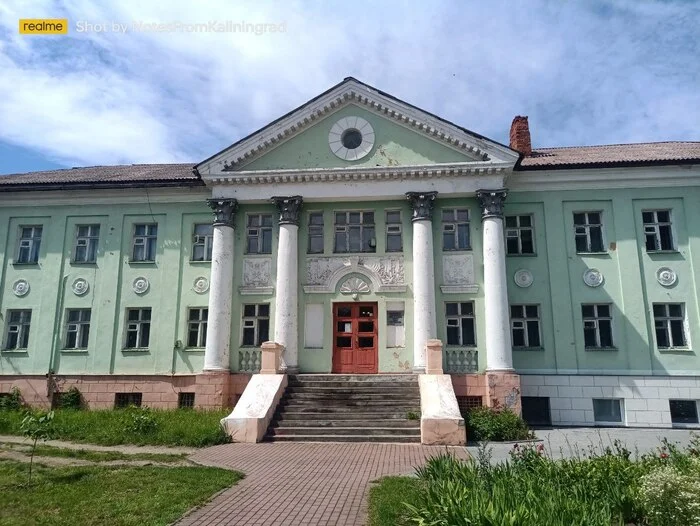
left=179, top=442, right=469, bottom=526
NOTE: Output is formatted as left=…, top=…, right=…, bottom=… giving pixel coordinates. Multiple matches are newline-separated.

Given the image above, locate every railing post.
left=260, top=341, right=284, bottom=374
left=425, top=339, right=444, bottom=375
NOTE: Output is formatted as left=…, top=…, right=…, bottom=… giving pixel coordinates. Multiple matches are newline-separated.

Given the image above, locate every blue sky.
left=0, top=0, right=698, bottom=175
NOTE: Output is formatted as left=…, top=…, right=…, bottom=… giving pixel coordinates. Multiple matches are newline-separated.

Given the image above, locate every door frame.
left=332, top=301, right=379, bottom=374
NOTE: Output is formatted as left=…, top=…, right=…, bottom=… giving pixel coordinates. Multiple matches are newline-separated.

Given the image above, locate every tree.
left=20, top=410, right=54, bottom=484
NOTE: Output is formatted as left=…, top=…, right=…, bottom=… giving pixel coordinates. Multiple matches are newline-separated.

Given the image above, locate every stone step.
left=276, top=411, right=419, bottom=420
left=284, top=392, right=420, bottom=401
left=264, top=434, right=421, bottom=443
left=289, top=374, right=417, bottom=383
left=280, top=399, right=420, bottom=408
left=269, top=426, right=420, bottom=437
left=286, top=386, right=419, bottom=394
left=288, top=380, right=418, bottom=389
left=271, top=418, right=420, bottom=428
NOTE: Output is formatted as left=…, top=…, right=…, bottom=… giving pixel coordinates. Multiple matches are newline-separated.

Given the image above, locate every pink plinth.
left=485, top=371, right=522, bottom=415
left=260, top=342, right=284, bottom=374
left=425, top=339, right=444, bottom=375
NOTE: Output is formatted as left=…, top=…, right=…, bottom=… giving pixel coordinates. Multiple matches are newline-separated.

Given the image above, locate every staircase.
left=265, top=374, right=422, bottom=443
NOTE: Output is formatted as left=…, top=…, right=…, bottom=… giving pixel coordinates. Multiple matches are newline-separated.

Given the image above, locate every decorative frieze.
left=271, top=196, right=303, bottom=226
left=476, top=188, right=507, bottom=219
left=207, top=198, right=238, bottom=228
left=241, top=258, right=273, bottom=295
left=304, top=256, right=406, bottom=293
left=406, top=191, right=438, bottom=221
left=441, top=254, right=478, bottom=294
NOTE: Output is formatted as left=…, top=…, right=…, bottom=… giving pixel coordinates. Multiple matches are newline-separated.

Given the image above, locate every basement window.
left=670, top=400, right=699, bottom=425
left=115, top=392, right=142, bottom=408
left=178, top=392, right=195, bottom=409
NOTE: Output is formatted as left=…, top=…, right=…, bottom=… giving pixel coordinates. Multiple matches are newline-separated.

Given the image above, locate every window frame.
left=642, top=209, right=676, bottom=252
left=582, top=303, right=615, bottom=350
left=505, top=214, right=535, bottom=255
left=441, top=209, right=471, bottom=251
left=444, top=302, right=476, bottom=347
left=653, top=303, right=688, bottom=349
left=592, top=398, right=624, bottom=425
left=4, top=309, right=32, bottom=351
left=245, top=213, right=273, bottom=255
left=333, top=210, right=376, bottom=254
left=15, top=225, right=43, bottom=264
left=510, top=304, right=542, bottom=349
left=191, top=223, right=214, bottom=262
left=72, top=224, right=100, bottom=264
left=241, top=304, right=270, bottom=347
left=186, top=307, right=208, bottom=348
left=573, top=211, right=606, bottom=254
left=670, top=399, right=699, bottom=425
left=131, top=223, right=158, bottom=262
left=307, top=212, right=325, bottom=254
left=385, top=210, right=403, bottom=252
left=124, top=308, right=152, bottom=349
left=64, top=308, right=91, bottom=350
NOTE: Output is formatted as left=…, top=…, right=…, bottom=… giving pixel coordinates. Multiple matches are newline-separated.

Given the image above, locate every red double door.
left=332, top=302, right=378, bottom=374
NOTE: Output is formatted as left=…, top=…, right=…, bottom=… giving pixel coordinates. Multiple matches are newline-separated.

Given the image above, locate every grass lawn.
left=26, top=445, right=187, bottom=463
left=0, top=459, right=242, bottom=526
left=0, top=409, right=230, bottom=447
left=368, top=476, right=423, bottom=526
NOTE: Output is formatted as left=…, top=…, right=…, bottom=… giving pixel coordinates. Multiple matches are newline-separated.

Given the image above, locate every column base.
left=195, top=371, right=233, bottom=409
left=484, top=371, right=521, bottom=415
left=412, top=366, right=426, bottom=374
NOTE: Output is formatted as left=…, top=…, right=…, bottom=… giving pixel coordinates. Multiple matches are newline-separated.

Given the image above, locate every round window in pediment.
left=329, top=117, right=375, bottom=161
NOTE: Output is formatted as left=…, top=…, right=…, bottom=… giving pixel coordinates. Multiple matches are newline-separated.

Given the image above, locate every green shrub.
left=123, top=406, right=159, bottom=434
left=465, top=406, right=533, bottom=442
left=53, top=387, right=83, bottom=410
left=639, top=459, right=700, bottom=526
left=0, top=387, right=23, bottom=411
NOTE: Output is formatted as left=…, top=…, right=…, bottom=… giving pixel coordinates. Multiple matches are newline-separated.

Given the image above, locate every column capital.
left=207, top=198, right=238, bottom=227
left=271, top=196, right=303, bottom=226
left=476, top=189, right=508, bottom=219
left=406, top=191, right=438, bottom=221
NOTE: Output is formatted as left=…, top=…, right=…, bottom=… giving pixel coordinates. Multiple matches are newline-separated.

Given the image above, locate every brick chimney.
left=509, top=116, right=532, bottom=156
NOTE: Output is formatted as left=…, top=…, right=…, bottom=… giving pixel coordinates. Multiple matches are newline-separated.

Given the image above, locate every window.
left=592, top=398, right=623, bottom=424
left=521, top=397, right=552, bottom=427
left=246, top=214, right=273, bottom=254
left=457, top=396, right=483, bottom=418
left=445, top=302, right=476, bottom=346
left=178, top=392, right=196, bottom=409
left=505, top=215, right=535, bottom=255
left=132, top=224, right=158, bottom=262
left=125, top=308, right=151, bottom=349
left=307, top=212, right=324, bottom=254
left=115, top=393, right=142, bottom=408
left=573, top=212, right=604, bottom=253
left=510, top=305, right=541, bottom=348
left=242, top=304, right=270, bottom=346
left=64, top=309, right=91, bottom=349
left=187, top=308, right=208, bottom=348
left=670, top=400, right=699, bottom=424
left=442, top=209, right=470, bottom=250
left=582, top=304, right=613, bottom=349
left=643, top=210, right=674, bottom=251
left=192, top=224, right=213, bottom=261
left=4, top=310, right=31, bottom=350
left=334, top=211, right=375, bottom=253
left=72, top=224, right=100, bottom=263
left=16, top=226, right=42, bottom=264
left=385, top=210, right=403, bottom=252
left=653, top=303, right=687, bottom=348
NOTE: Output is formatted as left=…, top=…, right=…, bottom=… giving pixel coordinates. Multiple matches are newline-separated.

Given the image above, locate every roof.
left=518, top=141, right=700, bottom=170
left=0, top=163, right=202, bottom=191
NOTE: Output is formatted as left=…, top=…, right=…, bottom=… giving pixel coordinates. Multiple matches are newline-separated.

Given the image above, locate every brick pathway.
left=179, top=442, right=469, bottom=525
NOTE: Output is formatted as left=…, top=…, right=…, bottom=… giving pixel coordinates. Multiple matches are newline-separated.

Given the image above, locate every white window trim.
left=510, top=304, right=542, bottom=349
left=63, top=308, right=91, bottom=350
left=15, top=225, right=43, bottom=264
left=131, top=223, right=158, bottom=262
left=441, top=208, right=471, bottom=251
left=186, top=307, right=208, bottom=348
left=445, top=302, right=476, bottom=347
left=653, top=303, right=689, bottom=350
left=124, top=308, right=151, bottom=349
left=582, top=304, right=615, bottom=349
left=505, top=214, right=536, bottom=256
left=573, top=211, right=606, bottom=254
left=642, top=209, right=676, bottom=253
left=333, top=210, right=376, bottom=254
left=592, top=398, right=625, bottom=426
left=191, top=224, right=214, bottom=262
left=241, top=304, right=270, bottom=347
left=3, top=309, right=31, bottom=351
left=245, top=213, right=273, bottom=255
left=72, top=224, right=100, bottom=264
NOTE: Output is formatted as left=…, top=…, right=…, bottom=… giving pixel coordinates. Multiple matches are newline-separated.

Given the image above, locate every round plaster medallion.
left=12, top=279, right=29, bottom=297
left=132, top=277, right=150, bottom=295
left=513, top=269, right=533, bottom=288
left=583, top=268, right=604, bottom=287
left=193, top=276, right=210, bottom=294
left=328, top=116, right=375, bottom=161
left=656, top=267, right=677, bottom=287
left=71, top=278, right=89, bottom=296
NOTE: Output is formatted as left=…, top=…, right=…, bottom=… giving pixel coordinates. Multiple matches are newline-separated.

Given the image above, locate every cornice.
left=203, top=161, right=513, bottom=186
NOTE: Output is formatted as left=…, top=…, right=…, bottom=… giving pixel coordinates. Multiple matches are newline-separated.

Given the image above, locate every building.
left=1, top=77, right=700, bottom=430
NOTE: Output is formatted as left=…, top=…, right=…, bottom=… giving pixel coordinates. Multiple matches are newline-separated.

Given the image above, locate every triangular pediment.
left=196, top=77, right=519, bottom=176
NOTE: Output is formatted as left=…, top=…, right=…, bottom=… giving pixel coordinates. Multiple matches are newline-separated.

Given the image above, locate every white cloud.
left=0, top=0, right=698, bottom=169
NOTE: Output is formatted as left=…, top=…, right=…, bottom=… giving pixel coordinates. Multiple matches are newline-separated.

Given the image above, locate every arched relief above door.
left=304, top=255, right=406, bottom=293
left=339, top=275, right=372, bottom=296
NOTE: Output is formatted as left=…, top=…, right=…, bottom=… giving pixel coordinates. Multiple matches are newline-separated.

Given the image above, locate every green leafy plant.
left=465, top=406, right=533, bottom=442
left=20, top=409, right=55, bottom=484
left=123, top=406, right=159, bottom=435
left=53, top=387, right=83, bottom=410
left=0, top=387, right=23, bottom=411
left=639, top=459, right=700, bottom=526
left=406, top=411, right=420, bottom=420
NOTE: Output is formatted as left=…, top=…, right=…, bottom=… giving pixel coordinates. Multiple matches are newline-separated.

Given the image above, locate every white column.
left=407, top=192, right=438, bottom=373
left=203, top=198, right=238, bottom=371
left=477, top=189, right=513, bottom=371
left=271, top=196, right=303, bottom=373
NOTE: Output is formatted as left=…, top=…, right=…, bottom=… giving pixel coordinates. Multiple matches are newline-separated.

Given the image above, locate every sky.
left=0, top=0, right=698, bottom=175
